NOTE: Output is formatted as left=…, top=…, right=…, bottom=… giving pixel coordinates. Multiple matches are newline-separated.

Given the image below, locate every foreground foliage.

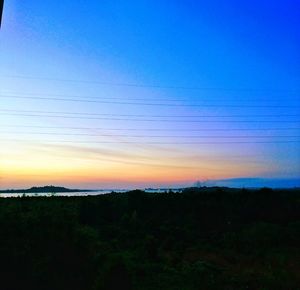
left=0, top=187, right=299, bottom=290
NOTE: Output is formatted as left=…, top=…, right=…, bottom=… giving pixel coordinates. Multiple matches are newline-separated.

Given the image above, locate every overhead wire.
left=1, top=131, right=299, bottom=138
left=4, top=125, right=299, bottom=131
left=2, top=139, right=299, bottom=144
left=1, top=112, right=299, bottom=123
left=2, top=91, right=300, bottom=103
left=1, top=94, right=300, bottom=108
left=1, top=74, right=300, bottom=92
left=0, top=109, right=299, bottom=118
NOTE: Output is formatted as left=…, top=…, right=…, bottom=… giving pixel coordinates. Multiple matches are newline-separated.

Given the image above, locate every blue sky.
left=0, top=0, right=299, bottom=188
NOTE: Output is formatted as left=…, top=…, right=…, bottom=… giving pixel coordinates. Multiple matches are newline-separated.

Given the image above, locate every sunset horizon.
left=1, top=1, right=299, bottom=189
left=1, top=2, right=300, bottom=289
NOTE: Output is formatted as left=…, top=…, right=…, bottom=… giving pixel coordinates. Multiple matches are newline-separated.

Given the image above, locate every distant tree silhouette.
left=0, top=187, right=299, bottom=289
left=101, top=258, right=132, bottom=290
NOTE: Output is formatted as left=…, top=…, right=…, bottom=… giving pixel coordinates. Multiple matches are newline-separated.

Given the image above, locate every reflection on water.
left=0, top=189, right=174, bottom=198
left=0, top=190, right=123, bottom=198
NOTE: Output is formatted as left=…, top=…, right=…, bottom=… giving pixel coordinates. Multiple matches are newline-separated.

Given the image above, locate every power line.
left=2, top=91, right=300, bottom=103
left=2, top=139, right=299, bottom=144
left=2, top=91, right=189, bottom=103
left=1, top=112, right=298, bottom=123
left=1, top=75, right=299, bottom=92
left=1, top=94, right=300, bottom=108
left=4, top=125, right=299, bottom=131
left=2, top=131, right=299, bottom=138
left=1, top=109, right=298, bottom=118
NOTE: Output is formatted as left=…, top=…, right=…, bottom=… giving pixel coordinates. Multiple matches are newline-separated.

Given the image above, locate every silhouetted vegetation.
left=0, top=187, right=299, bottom=290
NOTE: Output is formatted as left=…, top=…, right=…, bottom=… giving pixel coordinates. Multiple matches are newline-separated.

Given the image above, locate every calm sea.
left=0, top=189, right=173, bottom=198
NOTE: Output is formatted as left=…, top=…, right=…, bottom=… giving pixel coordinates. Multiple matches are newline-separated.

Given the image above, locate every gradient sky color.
left=0, top=0, right=299, bottom=189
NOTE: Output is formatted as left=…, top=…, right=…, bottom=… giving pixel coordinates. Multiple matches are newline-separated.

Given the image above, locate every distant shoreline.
left=0, top=185, right=186, bottom=194
left=0, top=186, right=94, bottom=194
left=1, top=185, right=300, bottom=195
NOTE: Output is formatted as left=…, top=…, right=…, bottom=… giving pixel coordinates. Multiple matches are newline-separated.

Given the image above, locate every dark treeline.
left=0, top=187, right=299, bottom=290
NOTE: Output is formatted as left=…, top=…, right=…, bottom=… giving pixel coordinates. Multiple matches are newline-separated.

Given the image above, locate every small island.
left=0, top=185, right=93, bottom=194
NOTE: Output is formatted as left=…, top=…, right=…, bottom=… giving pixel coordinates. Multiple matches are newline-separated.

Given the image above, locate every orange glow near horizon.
left=1, top=140, right=282, bottom=189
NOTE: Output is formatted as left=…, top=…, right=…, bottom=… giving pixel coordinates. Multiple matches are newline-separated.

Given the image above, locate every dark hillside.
left=0, top=187, right=299, bottom=290
left=0, top=185, right=91, bottom=193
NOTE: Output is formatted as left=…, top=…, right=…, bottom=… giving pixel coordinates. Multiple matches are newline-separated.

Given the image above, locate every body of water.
left=0, top=189, right=176, bottom=198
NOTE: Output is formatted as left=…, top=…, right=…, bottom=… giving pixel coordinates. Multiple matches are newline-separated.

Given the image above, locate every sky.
left=0, top=0, right=299, bottom=189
